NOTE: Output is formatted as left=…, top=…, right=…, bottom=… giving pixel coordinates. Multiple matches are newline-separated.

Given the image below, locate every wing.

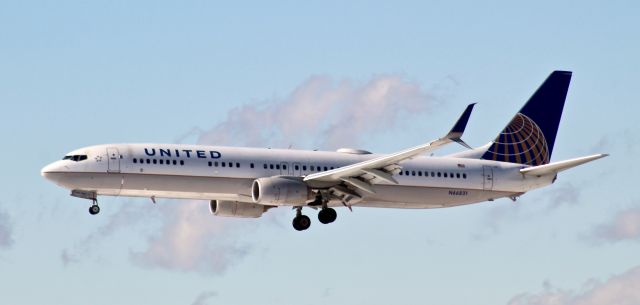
left=303, top=104, right=476, bottom=192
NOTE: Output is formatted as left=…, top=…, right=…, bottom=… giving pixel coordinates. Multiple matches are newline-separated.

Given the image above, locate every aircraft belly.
left=356, top=185, right=515, bottom=209
left=61, top=172, right=253, bottom=201
left=58, top=172, right=517, bottom=207
left=117, top=173, right=253, bottom=200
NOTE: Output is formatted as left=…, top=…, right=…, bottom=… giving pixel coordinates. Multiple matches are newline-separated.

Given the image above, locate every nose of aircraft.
left=41, top=162, right=61, bottom=179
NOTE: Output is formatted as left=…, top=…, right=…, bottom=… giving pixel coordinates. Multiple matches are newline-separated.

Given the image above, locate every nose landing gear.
left=88, top=199, right=100, bottom=215
left=71, top=190, right=101, bottom=216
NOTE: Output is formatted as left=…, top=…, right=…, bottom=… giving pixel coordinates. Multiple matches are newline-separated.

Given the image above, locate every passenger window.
left=263, top=164, right=267, bottom=169
left=310, top=166, right=315, bottom=171
left=399, top=171, right=403, bottom=176
left=276, top=164, right=281, bottom=170
left=412, top=171, right=416, bottom=176
left=324, top=166, right=328, bottom=171
left=456, top=173, right=460, bottom=178
left=270, top=164, right=274, bottom=170
left=303, top=165, right=307, bottom=171
left=450, top=173, right=454, bottom=178
left=295, top=165, right=299, bottom=170
left=173, top=160, right=177, bottom=165
left=166, top=160, right=170, bottom=166
left=418, top=171, right=422, bottom=176
left=250, top=163, right=254, bottom=168
left=405, top=171, right=409, bottom=176
left=431, top=172, right=435, bottom=177
left=180, top=160, right=184, bottom=165
left=208, top=161, right=212, bottom=167
left=159, top=160, right=164, bottom=165
left=153, top=159, right=157, bottom=164
left=282, top=165, right=286, bottom=170
left=330, top=167, right=335, bottom=170
left=133, top=158, right=137, bottom=163
left=463, top=173, right=467, bottom=179
left=222, top=162, right=226, bottom=167
left=236, top=162, right=240, bottom=168
left=437, top=172, right=441, bottom=177
left=215, top=161, right=219, bottom=167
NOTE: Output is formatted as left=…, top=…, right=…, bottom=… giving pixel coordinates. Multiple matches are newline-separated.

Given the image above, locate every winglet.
left=446, top=103, right=476, bottom=148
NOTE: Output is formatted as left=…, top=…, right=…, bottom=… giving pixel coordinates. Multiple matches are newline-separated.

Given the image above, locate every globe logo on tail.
left=481, top=113, right=550, bottom=166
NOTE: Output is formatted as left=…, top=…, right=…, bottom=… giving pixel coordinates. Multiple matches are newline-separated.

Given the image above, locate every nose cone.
left=41, top=162, right=55, bottom=178
left=41, top=161, right=65, bottom=180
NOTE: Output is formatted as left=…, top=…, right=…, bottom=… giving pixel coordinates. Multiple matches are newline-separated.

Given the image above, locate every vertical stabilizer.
left=481, top=71, right=572, bottom=166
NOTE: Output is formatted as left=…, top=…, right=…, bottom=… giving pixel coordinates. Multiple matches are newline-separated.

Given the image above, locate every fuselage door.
left=107, top=147, right=121, bottom=173
left=293, top=163, right=302, bottom=176
left=280, top=162, right=291, bottom=175
left=482, top=166, right=493, bottom=190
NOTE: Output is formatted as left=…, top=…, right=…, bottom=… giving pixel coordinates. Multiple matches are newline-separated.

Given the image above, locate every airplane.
left=41, top=71, right=608, bottom=231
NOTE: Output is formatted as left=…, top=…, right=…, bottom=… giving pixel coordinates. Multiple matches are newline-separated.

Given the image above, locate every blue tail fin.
left=481, top=71, right=572, bottom=166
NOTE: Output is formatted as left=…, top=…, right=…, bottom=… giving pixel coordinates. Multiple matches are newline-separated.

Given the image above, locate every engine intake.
left=252, top=176, right=312, bottom=205
left=209, top=200, right=267, bottom=218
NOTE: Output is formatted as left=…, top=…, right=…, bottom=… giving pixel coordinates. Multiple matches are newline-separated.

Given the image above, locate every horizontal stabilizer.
left=520, top=154, right=609, bottom=176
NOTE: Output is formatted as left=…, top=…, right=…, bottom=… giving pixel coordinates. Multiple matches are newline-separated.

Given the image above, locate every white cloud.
left=471, top=182, right=583, bottom=241
left=0, top=208, right=14, bottom=249
left=65, top=74, right=451, bottom=275
left=60, top=200, right=153, bottom=266
left=190, top=290, right=218, bottom=305
left=197, top=74, right=450, bottom=150
left=60, top=249, right=79, bottom=266
left=128, top=74, right=450, bottom=274
left=591, top=207, right=640, bottom=243
left=507, top=265, right=640, bottom=305
left=129, top=201, right=254, bottom=274
left=545, top=183, right=581, bottom=209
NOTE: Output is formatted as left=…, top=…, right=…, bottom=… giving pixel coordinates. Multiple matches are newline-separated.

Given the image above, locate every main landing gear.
left=292, top=208, right=311, bottom=231
left=291, top=194, right=338, bottom=231
left=318, top=207, right=337, bottom=224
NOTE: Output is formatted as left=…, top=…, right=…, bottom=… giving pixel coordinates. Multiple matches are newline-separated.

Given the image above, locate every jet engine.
left=209, top=200, right=268, bottom=218
left=252, top=176, right=312, bottom=205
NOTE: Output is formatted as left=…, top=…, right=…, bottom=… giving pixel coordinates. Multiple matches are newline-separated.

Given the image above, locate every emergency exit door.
left=482, top=166, right=493, bottom=190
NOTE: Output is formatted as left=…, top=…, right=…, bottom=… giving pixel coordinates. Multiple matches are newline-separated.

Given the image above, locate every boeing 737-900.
left=41, top=71, right=608, bottom=231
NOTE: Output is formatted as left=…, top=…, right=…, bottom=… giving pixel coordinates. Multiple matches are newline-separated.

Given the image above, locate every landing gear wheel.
left=318, top=208, right=337, bottom=224
left=292, top=215, right=311, bottom=231
left=89, top=204, right=100, bottom=215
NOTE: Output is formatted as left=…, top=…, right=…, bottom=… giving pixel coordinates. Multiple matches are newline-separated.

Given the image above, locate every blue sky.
left=1, top=1, right=639, bottom=304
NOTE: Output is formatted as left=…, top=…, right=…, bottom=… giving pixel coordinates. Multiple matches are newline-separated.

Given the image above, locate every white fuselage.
left=41, top=144, right=554, bottom=209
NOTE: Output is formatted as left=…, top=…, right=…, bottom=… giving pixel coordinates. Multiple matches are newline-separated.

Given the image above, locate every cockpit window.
left=63, top=155, right=88, bottom=162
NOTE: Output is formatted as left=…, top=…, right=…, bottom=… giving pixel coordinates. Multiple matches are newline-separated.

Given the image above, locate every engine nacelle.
left=209, top=200, right=267, bottom=218
left=252, top=176, right=312, bottom=205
